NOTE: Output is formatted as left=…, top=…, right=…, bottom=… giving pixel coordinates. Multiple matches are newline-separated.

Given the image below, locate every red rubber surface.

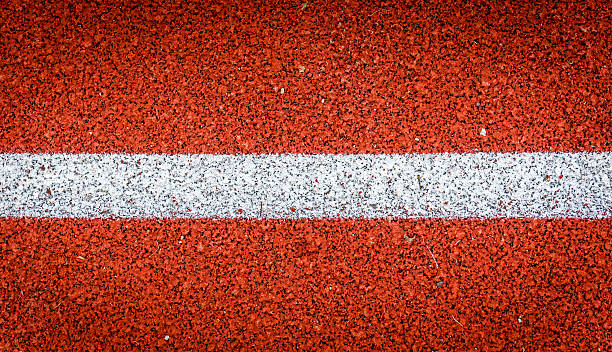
left=1, top=0, right=610, bottom=154
left=1, top=0, right=611, bottom=350
left=2, top=219, right=610, bottom=350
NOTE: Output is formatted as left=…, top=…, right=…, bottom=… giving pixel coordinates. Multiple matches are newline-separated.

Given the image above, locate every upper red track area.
left=1, top=0, right=610, bottom=154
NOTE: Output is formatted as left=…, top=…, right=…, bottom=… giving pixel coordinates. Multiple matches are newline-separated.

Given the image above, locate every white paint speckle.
left=480, top=128, right=487, bottom=136
left=164, top=335, right=169, bottom=341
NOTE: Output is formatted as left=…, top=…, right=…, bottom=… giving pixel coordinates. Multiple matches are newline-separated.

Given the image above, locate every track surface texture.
left=1, top=0, right=610, bottom=154
left=1, top=0, right=611, bottom=351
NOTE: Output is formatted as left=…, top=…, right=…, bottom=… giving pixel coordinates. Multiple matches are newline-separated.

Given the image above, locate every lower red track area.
left=1, top=219, right=610, bottom=350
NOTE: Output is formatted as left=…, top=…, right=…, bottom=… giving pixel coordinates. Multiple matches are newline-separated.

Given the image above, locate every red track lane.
left=1, top=218, right=610, bottom=350
left=2, top=0, right=611, bottom=350
left=1, top=0, right=610, bottom=154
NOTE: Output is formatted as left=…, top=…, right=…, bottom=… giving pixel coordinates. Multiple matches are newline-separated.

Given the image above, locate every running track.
left=1, top=1, right=610, bottom=350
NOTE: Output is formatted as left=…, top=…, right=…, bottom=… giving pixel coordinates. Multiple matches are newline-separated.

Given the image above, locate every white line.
left=0, top=153, right=610, bottom=219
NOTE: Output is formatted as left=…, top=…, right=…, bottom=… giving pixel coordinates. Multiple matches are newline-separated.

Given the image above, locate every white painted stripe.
left=0, top=153, right=610, bottom=219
